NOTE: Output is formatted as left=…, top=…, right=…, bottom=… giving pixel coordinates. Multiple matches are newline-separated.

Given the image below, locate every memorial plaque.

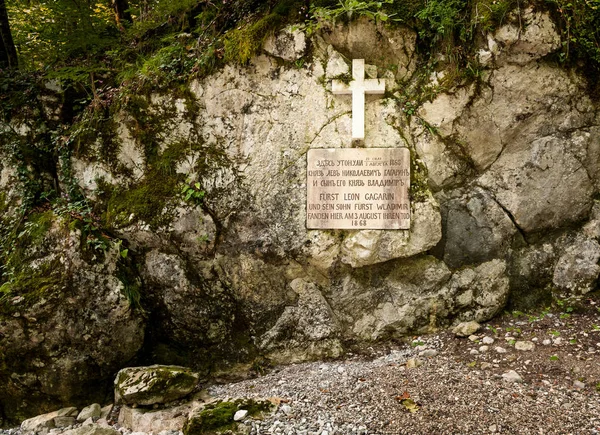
left=307, top=148, right=410, bottom=229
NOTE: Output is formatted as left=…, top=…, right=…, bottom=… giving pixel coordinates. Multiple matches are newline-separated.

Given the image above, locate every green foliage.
left=6, top=0, right=118, bottom=69
left=311, top=0, right=395, bottom=24
left=224, top=13, right=282, bottom=65
left=545, top=0, right=600, bottom=69
left=181, top=181, right=205, bottom=205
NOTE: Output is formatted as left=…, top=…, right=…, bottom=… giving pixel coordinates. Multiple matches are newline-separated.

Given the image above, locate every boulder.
left=446, top=260, right=510, bottom=322
left=118, top=403, right=194, bottom=432
left=553, top=234, right=600, bottom=295
left=21, top=407, right=78, bottom=434
left=114, top=365, right=199, bottom=406
left=77, top=404, right=102, bottom=422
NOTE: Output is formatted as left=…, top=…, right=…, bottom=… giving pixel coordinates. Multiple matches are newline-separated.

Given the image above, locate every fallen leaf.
left=394, top=391, right=411, bottom=401
left=400, top=398, right=420, bottom=413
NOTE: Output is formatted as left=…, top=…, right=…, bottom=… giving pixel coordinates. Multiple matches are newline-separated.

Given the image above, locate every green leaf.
left=120, top=249, right=128, bottom=259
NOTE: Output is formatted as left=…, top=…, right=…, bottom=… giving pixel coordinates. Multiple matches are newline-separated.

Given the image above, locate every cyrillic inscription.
left=307, top=148, right=410, bottom=229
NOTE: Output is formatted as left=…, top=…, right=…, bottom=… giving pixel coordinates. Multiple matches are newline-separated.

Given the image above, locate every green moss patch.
left=184, top=399, right=274, bottom=435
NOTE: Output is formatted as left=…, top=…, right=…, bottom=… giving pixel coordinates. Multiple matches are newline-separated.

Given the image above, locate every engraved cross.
left=332, top=59, right=386, bottom=142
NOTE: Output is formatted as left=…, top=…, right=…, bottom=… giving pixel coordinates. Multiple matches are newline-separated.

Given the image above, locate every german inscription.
left=307, top=148, right=410, bottom=229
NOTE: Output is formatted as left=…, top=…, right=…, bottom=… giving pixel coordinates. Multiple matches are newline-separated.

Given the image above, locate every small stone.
left=495, top=347, right=507, bottom=354
left=419, top=349, right=438, bottom=358
left=543, top=339, right=552, bottom=346
left=470, top=349, right=479, bottom=355
left=553, top=337, right=564, bottom=345
left=452, top=321, right=481, bottom=337
left=468, top=335, right=479, bottom=342
left=406, top=359, right=423, bottom=369
left=482, top=336, right=495, bottom=345
left=489, top=424, right=497, bottom=433
left=481, top=362, right=493, bottom=369
left=281, top=404, right=293, bottom=416
left=479, top=345, right=489, bottom=353
left=234, top=410, right=248, bottom=421
left=515, top=341, right=535, bottom=351
left=573, top=380, right=585, bottom=390
left=502, top=370, right=523, bottom=383
left=337, top=366, right=345, bottom=374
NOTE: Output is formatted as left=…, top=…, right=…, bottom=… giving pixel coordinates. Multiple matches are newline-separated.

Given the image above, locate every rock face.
left=2, top=12, right=600, bottom=423
left=0, top=216, right=145, bottom=422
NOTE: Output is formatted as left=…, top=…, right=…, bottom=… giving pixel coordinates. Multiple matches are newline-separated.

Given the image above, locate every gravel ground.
left=3, top=297, right=600, bottom=435
left=210, top=297, right=600, bottom=435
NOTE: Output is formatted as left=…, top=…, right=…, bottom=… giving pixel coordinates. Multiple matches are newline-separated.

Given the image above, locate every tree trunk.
left=0, top=0, right=18, bottom=68
left=112, top=0, right=132, bottom=27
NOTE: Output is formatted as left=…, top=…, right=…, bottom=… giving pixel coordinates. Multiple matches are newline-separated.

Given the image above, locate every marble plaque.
left=307, top=148, right=410, bottom=229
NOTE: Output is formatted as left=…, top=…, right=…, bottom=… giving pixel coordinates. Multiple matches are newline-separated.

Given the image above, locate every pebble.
left=573, top=380, right=585, bottom=390
left=502, top=370, right=523, bottom=383
left=482, top=336, right=495, bottom=345
left=453, top=321, right=481, bottom=337
left=515, top=341, right=535, bottom=351
left=234, top=410, right=248, bottom=421
left=495, top=347, right=507, bottom=354
left=419, top=349, right=438, bottom=358
left=543, top=339, right=552, bottom=346
left=406, top=358, right=423, bottom=368
left=470, top=349, right=479, bottom=355
left=479, top=345, right=489, bottom=353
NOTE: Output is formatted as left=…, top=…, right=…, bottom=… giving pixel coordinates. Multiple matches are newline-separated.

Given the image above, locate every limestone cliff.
left=1, top=9, right=600, bottom=423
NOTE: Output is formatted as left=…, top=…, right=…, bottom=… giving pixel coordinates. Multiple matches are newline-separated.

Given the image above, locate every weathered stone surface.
left=553, top=234, right=600, bottom=295
left=320, top=16, right=417, bottom=80
left=340, top=193, right=442, bottom=267
left=118, top=403, right=193, bottom=432
left=479, top=134, right=594, bottom=233
left=337, top=256, right=453, bottom=340
left=115, top=365, right=199, bottom=406
left=494, top=8, right=561, bottom=65
left=21, top=407, right=78, bottom=434
left=77, top=404, right=102, bottom=422
left=446, top=260, right=510, bottom=322
left=509, top=243, right=556, bottom=310
left=437, top=188, right=519, bottom=268
left=411, top=122, right=470, bottom=190
left=263, top=27, right=306, bottom=61
left=258, top=278, right=343, bottom=363
left=0, top=220, right=145, bottom=421
left=62, top=424, right=120, bottom=435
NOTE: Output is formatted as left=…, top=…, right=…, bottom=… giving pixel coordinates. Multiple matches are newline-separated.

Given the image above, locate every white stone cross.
left=332, top=59, right=386, bottom=142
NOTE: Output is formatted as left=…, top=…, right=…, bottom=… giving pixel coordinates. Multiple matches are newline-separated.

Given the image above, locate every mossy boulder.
left=184, top=399, right=273, bottom=435
left=114, top=365, right=199, bottom=406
